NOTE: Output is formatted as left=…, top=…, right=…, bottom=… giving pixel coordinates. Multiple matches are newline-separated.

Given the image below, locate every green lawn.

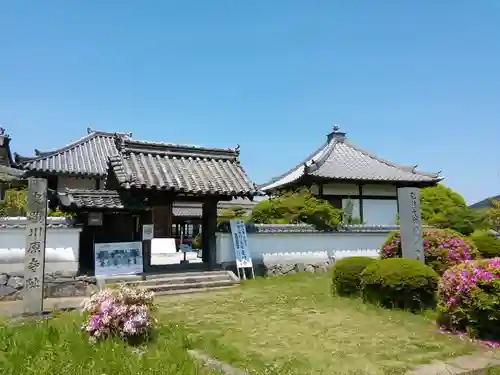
left=0, top=273, right=481, bottom=375
left=0, top=313, right=221, bottom=375
left=157, top=273, right=478, bottom=375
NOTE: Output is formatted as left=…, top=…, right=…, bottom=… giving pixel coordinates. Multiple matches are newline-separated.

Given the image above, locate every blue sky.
left=0, top=1, right=498, bottom=204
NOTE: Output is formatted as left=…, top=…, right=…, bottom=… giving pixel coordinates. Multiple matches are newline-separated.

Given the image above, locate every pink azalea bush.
left=381, top=229, right=478, bottom=274
left=81, top=286, right=156, bottom=343
left=437, top=258, right=500, bottom=340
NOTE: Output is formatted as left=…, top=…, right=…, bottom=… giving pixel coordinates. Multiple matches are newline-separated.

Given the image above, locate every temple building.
left=10, top=128, right=259, bottom=274
left=259, top=126, right=442, bottom=225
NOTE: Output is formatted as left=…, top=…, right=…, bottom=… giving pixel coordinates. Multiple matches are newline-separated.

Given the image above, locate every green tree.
left=429, top=206, right=489, bottom=236
left=0, top=188, right=27, bottom=217
left=420, top=184, right=467, bottom=222
left=419, top=184, right=488, bottom=236
left=250, top=188, right=342, bottom=230
left=488, top=199, right=500, bottom=233
left=0, top=187, right=72, bottom=218
left=217, top=206, right=247, bottom=223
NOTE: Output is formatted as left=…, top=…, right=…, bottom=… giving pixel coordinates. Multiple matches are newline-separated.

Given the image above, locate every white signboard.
left=142, top=224, right=154, bottom=241
left=397, top=187, right=425, bottom=263
left=151, top=238, right=177, bottom=265
left=94, top=242, right=143, bottom=277
left=229, top=220, right=253, bottom=269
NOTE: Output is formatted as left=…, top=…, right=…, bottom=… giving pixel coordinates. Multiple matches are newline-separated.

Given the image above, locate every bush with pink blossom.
left=81, top=286, right=157, bottom=343
left=381, top=228, right=479, bottom=274
left=437, top=258, right=500, bottom=340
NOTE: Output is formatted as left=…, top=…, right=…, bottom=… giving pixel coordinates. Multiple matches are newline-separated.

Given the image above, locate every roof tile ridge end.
left=89, top=128, right=133, bottom=138
left=306, top=139, right=338, bottom=174
left=258, top=140, right=330, bottom=189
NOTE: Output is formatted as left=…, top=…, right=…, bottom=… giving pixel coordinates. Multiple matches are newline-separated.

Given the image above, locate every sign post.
left=23, top=178, right=48, bottom=314
left=397, top=187, right=425, bottom=263
left=229, top=219, right=255, bottom=280
left=142, top=224, right=154, bottom=241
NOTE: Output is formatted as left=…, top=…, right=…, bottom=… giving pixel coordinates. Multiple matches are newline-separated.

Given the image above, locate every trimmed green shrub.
left=438, top=258, right=500, bottom=340
left=332, top=256, right=376, bottom=296
left=361, top=258, right=439, bottom=311
left=381, top=229, right=479, bottom=275
left=469, top=230, right=500, bottom=259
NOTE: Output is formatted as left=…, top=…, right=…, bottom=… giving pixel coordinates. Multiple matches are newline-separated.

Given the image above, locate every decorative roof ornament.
left=113, top=133, right=126, bottom=151
left=332, top=124, right=340, bottom=133
left=87, top=127, right=93, bottom=134
left=0, top=127, right=10, bottom=138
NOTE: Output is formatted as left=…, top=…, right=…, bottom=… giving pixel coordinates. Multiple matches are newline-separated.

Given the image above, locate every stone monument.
left=397, top=187, right=425, bottom=263
left=23, top=178, right=48, bottom=313
left=0, top=166, right=48, bottom=313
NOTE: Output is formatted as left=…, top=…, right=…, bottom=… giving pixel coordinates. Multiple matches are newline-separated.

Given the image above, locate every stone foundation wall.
left=0, top=272, right=98, bottom=301
left=264, top=261, right=332, bottom=276
left=221, top=251, right=334, bottom=277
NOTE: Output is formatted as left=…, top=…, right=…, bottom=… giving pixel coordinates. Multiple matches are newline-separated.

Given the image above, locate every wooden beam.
left=202, top=198, right=218, bottom=269
left=358, top=184, right=364, bottom=223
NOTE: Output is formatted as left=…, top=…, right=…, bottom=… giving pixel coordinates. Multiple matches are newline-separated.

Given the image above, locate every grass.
left=0, top=313, right=221, bottom=375
left=0, top=272, right=483, bottom=375
left=157, top=273, right=479, bottom=375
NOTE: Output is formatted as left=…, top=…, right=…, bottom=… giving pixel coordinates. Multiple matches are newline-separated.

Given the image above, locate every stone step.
left=145, top=270, right=232, bottom=280
left=101, top=270, right=235, bottom=285
left=120, top=273, right=232, bottom=287
left=139, top=279, right=236, bottom=294
left=152, top=284, right=237, bottom=297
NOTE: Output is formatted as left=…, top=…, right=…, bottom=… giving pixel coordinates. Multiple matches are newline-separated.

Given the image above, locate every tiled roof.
left=14, top=128, right=132, bottom=177
left=260, top=129, right=442, bottom=191
left=109, top=138, right=259, bottom=197
left=57, top=189, right=258, bottom=216
left=57, top=189, right=146, bottom=210
left=469, top=195, right=500, bottom=210
left=0, top=216, right=74, bottom=229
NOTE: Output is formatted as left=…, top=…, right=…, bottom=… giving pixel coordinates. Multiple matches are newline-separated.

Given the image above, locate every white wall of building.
left=310, top=182, right=399, bottom=225
left=216, top=230, right=386, bottom=264
left=362, top=199, right=398, bottom=225
left=0, top=218, right=82, bottom=275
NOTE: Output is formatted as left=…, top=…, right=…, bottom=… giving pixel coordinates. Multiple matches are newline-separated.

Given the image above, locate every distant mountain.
left=469, top=195, right=500, bottom=209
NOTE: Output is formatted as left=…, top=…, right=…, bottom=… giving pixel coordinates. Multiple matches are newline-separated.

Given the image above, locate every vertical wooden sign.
left=23, top=178, right=48, bottom=314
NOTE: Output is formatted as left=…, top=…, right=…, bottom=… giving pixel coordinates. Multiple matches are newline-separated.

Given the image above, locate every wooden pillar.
left=358, top=184, right=364, bottom=223
left=152, top=203, right=173, bottom=238
left=202, top=198, right=218, bottom=270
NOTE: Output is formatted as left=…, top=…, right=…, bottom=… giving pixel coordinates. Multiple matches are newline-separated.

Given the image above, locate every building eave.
left=258, top=141, right=329, bottom=192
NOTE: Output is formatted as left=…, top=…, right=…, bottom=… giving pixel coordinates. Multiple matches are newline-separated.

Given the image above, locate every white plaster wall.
left=362, top=184, right=397, bottom=197
left=362, top=199, right=398, bottom=225
left=216, top=231, right=386, bottom=264
left=0, top=226, right=82, bottom=274
left=57, top=176, right=101, bottom=192
left=323, top=183, right=359, bottom=195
